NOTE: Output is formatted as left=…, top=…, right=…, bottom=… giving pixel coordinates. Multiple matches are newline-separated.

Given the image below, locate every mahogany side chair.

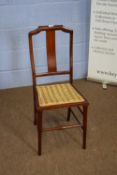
left=28, top=25, right=89, bottom=155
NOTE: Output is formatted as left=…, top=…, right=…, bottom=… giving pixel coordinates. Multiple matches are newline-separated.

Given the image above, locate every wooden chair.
left=28, top=25, right=89, bottom=155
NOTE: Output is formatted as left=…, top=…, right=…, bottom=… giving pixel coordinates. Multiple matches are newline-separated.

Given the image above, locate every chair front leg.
left=37, top=110, right=43, bottom=155
left=33, top=99, right=37, bottom=125
left=33, top=86, right=37, bottom=125
left=82, top=105, right=88, bottom=149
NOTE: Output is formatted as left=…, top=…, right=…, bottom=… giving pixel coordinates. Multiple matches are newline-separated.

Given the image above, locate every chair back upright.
left=29, top=25, right=73, bottom=87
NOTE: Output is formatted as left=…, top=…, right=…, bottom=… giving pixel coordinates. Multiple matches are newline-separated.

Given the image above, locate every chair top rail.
left=29, top=25, right=73, bottom=36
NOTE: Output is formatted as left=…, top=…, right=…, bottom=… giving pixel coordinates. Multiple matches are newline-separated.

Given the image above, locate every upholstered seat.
left=36, top=83, right=84, bottom=107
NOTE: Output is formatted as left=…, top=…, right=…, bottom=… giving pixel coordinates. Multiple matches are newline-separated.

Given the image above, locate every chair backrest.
left=29, top=25, right=73, bottom=86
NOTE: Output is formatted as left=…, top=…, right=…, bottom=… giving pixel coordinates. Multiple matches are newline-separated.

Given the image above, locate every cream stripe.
left=67, top=84, right=83, bottom=101
left=66, top=84, right=80, bottom=101
left=61, top=84, right=74, bottom=101
left=39, top=87, right=47, bottom=105
left=46, top=86, right=55, bottom=103
left=56, top=85, right=68, bottom=102
left=50, top=85, right=60, bottom=103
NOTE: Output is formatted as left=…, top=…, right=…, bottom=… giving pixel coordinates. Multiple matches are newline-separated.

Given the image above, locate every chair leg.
left=37, top=110, right=43, bottom=155
left=33, top=86, right=37, bottom=125
left=82, top=105, right=88, bottom=149
left=67, top=107, right=71, bottom=121
left=34, top=102, right=37, bottom=125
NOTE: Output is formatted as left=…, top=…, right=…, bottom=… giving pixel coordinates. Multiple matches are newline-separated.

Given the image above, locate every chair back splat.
left=28, top=25, right=89, bottom=155
left=46, top=30, right=57, bottom=72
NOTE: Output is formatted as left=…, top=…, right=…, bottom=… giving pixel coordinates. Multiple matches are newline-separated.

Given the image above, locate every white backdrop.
left=88, top=0, right=117, bottom=84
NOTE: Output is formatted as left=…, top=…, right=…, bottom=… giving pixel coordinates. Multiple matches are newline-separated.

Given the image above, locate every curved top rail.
left=29, top=25, right=73, bottom=36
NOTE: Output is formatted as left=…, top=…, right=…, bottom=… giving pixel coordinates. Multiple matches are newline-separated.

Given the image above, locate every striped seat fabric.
left=36, top=83, right=84, bottom=107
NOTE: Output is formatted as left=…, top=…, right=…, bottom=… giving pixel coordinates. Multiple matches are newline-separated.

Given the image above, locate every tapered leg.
left=34, top=101, right=37, bottom=125
left=33, top=86, right=37, bottom=125
left=67, top=107, right=71, bottom=121
left=83, top=105, right=88, bottom=149
left=37, top=110, right=43, bottom=155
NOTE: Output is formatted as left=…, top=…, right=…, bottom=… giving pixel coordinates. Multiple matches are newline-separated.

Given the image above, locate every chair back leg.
left=67, top=107, right=71, bottom=121
left=83, top=105, right=88, bottom=149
